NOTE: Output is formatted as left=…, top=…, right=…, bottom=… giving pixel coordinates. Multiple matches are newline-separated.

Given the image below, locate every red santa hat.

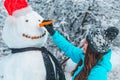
left=4, top=0, right=32, bottom=16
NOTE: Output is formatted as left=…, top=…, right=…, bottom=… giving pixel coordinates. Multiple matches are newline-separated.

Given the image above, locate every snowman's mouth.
left=22, top=31, right=46, bottom=40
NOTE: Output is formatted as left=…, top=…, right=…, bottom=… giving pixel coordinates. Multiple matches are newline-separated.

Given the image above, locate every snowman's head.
left=2, top=6, right=48, bottom=48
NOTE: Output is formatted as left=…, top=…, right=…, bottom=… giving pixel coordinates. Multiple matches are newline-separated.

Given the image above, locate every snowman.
left=0, top=0, right=65, bottom=80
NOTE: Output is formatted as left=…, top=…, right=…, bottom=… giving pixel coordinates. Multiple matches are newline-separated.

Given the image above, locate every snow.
left=64, top=59, right=76, bottom=80
left=108, top=47, right=120, bottom=80
left=0, top=0, right=120, bottom=80
left=0, top=51, right=47, bottom=80
left=111, top=47, right=120, bottom=68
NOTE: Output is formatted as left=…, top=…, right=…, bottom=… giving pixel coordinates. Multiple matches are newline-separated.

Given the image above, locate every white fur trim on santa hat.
left=12, top=6, right=33, bottom=17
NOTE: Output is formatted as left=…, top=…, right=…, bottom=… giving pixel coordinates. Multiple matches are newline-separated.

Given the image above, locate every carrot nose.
left=39, top=20, right=54, bottom=27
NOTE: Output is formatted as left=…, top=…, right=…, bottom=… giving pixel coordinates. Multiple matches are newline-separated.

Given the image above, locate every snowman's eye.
left=25, top=20, right=29, bottom=22
left=38, top=20, right=41, bottom=22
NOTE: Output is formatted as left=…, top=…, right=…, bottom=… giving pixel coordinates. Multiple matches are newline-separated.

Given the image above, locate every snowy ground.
left=108, top=47, right=120, bottom=80
left=64, top=47, right=120, bottom=80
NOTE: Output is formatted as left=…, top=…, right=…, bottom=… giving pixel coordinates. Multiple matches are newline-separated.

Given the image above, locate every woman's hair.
left=71, top=45, right=105, bottom=80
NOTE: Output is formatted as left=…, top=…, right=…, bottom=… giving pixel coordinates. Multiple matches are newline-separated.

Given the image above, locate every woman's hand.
left=42, top=20, right=55, bottom=36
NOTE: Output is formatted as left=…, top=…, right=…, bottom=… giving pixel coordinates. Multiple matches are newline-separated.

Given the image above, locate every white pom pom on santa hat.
left=4, top=0, right=32, bottom=17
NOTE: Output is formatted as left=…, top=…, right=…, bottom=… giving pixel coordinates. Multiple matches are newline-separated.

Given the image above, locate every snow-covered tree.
left=28, top=0, right=120, bottom=61
left=0, top=0, right=120, bottom=80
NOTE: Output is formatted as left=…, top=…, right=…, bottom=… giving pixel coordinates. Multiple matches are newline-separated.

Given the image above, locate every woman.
left=43, top=20, right=119, bottom=80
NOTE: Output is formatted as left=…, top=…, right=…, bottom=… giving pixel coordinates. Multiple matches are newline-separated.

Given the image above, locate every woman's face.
left=81, top=39, right=88, bottom=54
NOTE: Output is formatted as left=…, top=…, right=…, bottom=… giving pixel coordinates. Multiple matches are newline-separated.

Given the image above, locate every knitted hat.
left=86, top=27, right=119, bottom=53
left=4, top=0, right=30, bottom=16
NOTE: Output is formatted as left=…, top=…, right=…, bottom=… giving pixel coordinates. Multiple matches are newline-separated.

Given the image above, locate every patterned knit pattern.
left=86, top=27, right=119, bottom=53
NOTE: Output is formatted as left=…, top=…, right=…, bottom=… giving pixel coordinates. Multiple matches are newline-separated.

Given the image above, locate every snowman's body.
left=0, top=6, right=60, bottom=80
left=0, top=51, right=46, bottom=80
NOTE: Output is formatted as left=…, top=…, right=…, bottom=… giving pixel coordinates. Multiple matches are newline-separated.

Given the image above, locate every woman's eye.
left=25, top=20, right=29, bottom=22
